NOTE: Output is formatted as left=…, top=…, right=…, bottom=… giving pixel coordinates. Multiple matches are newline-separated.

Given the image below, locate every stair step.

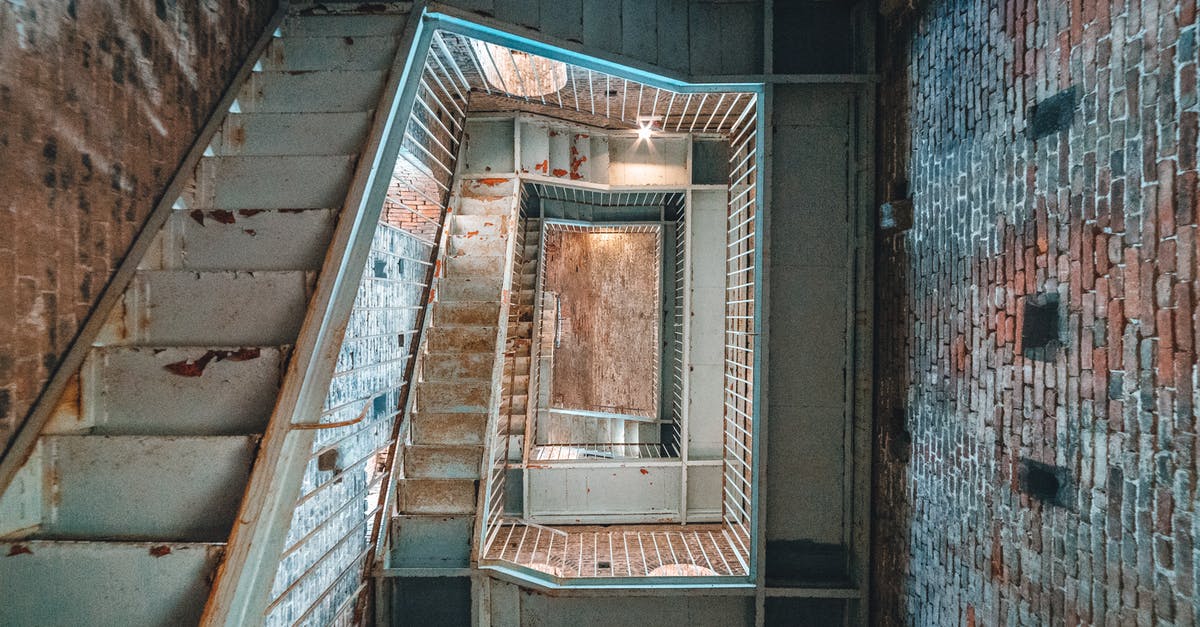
left=450, top=214, right=507, bottom=237
left=39, top=435, right=258, bottom=541
left=506, top=322, right=533, bottom=337
left=411, top=412, right=488, bottom=446
left=418, top=381, right=491, bottom=413
left=237, top=70, right=385, bottom=113
left=423, top=352, right=494, bottom=381
left=262, top=35, right=398, bottom=71
left=0, top=540, right=223, bottom=626
left=447, top=233, right=509, bottom=257
left=125, top=271, right=312, bottom=346
left=426, top=326, right=496, bottom=354
left=433, top=302, right=501, bottom=326
left=445, top=254, right=505, bottom=277
left=436, top=276, right=503, bottom=301
left=403, top=445, right=483, bottom=479
left=282, top=13, right=409, bottom=37
left=398, top=479, right=477, bottom=514
left=389, top=515, right=474, bottom=568
left=171, top=208, right=336, bottom=270
left=210, top=112, right=372, bottom=156
left=192, top=155, right=356, bottom=210
left=82, top=346, right=285, bottom=436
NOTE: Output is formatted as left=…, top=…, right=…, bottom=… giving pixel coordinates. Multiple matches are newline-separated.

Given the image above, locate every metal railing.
left=260, top=20, right=470, bottom=626
left=721, top=95, right=759, bottom=571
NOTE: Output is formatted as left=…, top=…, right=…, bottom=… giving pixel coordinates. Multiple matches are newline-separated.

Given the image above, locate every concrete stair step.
left=81, top=346, right=285, bottom=436
left=447, top=233, right=509, bottom=257
left=123, top=271, right=312, bottom=346
left=0, top=540, right=224, bottom=626
left=170, top=208, right=336, bottom=270
left=449, top=214, right=507, bottom=237
left=398, top=478, right=477, bottom=514
left=425, top=326, right=496, bottom=354
left=417, top=381, right=490, bottom=413
left=445, top=254, right=505, bottom=277
left=236, top=70, right=385, bottom=113
left=436, top=276, right=503, bottom=301
left=262, top=34, right=398, bottom=71
left=432, top=301, right=501, bottom=326
left=423, top=352, right=494, bottom=381
left=37, top=435, right=258, bottom=541
left=506, top=322, right=533, bottom=337
left=403, top=444, right=484, bottom=479
left=411, top=412, right=488, bottom=446
left=388, top=515, right=473, bottom=568
left=190, top=155, right=356, bottom=210
left=209, top=112, right=372, bottom=157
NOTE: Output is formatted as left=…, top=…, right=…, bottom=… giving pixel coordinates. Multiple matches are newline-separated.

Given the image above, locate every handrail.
left=201, top=5, right=434, bottom=625
left=0, top=3, right=288, bottom=498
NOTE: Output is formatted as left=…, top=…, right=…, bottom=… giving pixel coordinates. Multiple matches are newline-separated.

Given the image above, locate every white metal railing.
left=254, top=15, right=472, bottom=626
left=721, top=96, right=758, bottom=568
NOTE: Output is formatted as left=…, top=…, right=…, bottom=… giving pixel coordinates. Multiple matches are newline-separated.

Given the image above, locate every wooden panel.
left=542, top=229, right=660, bottom=445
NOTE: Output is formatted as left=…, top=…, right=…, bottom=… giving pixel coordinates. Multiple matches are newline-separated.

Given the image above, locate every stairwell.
left=392, top=177, right=518, bottom=568
left=0, top=11, right=406, bottom=625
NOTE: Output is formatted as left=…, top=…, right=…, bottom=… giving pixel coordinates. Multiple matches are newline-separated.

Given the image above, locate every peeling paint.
left=163, top=348, right=261, bottom=377
left=6, top=544, right=32, bottom=556
left=149, top=545, right=172, bottom=557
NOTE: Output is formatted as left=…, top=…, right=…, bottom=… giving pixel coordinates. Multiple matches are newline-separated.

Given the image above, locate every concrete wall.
left=0, top=0, right=277, bottom=451
left=874, top=0, right=1200, bottom=623
left=438, top=0, right=763, bottom=76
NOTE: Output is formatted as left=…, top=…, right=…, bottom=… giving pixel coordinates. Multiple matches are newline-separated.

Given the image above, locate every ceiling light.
left=636, top=115, right=661, bottom=140
left=471, top=40, right=568, bottom=97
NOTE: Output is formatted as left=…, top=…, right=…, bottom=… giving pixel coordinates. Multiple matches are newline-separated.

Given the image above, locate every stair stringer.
left=200, top=9, right=432, bottom=627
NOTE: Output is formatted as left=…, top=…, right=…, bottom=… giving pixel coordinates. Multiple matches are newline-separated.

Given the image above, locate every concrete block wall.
left=874, top=0, right=1200, bottom=624
left=0, top=0, right=277, bottom=452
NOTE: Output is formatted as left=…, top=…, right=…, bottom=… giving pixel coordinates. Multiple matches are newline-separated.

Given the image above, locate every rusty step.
left=433, top=301, right=502, bottom=326
left=417, top=381, right=491, bottom=413
left=411, top=412, right=488, bottom=446
left=423, top=352, right=494, bottom=382
left=403, top=445, right=484, bottom=479
left=425, top=326, right=497, bottom=354
left=398, top=478, right=477, bottom=515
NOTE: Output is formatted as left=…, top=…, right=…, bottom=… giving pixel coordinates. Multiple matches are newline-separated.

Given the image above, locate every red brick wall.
left=874, top=0, right=1199, bottom=623
left=0, top=1, right=276, bottom=450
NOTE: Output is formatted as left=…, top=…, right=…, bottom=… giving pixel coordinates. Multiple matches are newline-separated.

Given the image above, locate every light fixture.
left=470, top=40, right=568, bottom=97
left=636, top=115, right=661, bottom=140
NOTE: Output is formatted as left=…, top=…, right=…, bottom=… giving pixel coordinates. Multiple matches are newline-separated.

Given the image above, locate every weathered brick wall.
left=0, top=0, right=276, bottom=449
left=874, top=0, right=1200, bottom=624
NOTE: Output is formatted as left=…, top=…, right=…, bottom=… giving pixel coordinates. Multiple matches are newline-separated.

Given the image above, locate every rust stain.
left=228, top=125, right=246, bottom=147
left=552, top=168, right=567, bottom=177
left=149, top=545, right=172, bottom=557
left=238, top=209, right=265, bottom=217
left=639, top=468, right=649, bottom=475
left=163, top=348, right=262, bottom=377
left=465, top=230, right=479, bottom=238
left=535, top=159, right=549, bottom=174
left=343, top=36, right=355, bottom=45
left=6, top=544, right=31, bottom=556
left=210, top=210, right=236, bottom=225
left=243, top=229, right=257, bottom=236
left=477, top=177, right=508, bottom=186
left=189, top=209, right=205, bottom=226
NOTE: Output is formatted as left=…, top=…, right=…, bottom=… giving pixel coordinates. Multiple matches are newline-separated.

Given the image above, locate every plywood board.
left=542, top=228, right=660, bottom=446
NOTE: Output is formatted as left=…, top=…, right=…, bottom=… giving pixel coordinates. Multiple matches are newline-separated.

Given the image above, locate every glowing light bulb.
left=637, top=124, right=653, bottom=140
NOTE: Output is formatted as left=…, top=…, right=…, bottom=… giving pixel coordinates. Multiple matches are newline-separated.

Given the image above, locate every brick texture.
left=0, top=0, right=276, bottom=450
left=874, top=0, right=1200, bottom=623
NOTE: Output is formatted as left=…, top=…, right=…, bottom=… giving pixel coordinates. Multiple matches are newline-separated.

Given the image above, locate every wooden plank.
left=542, top=229, right=660, bottom=446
